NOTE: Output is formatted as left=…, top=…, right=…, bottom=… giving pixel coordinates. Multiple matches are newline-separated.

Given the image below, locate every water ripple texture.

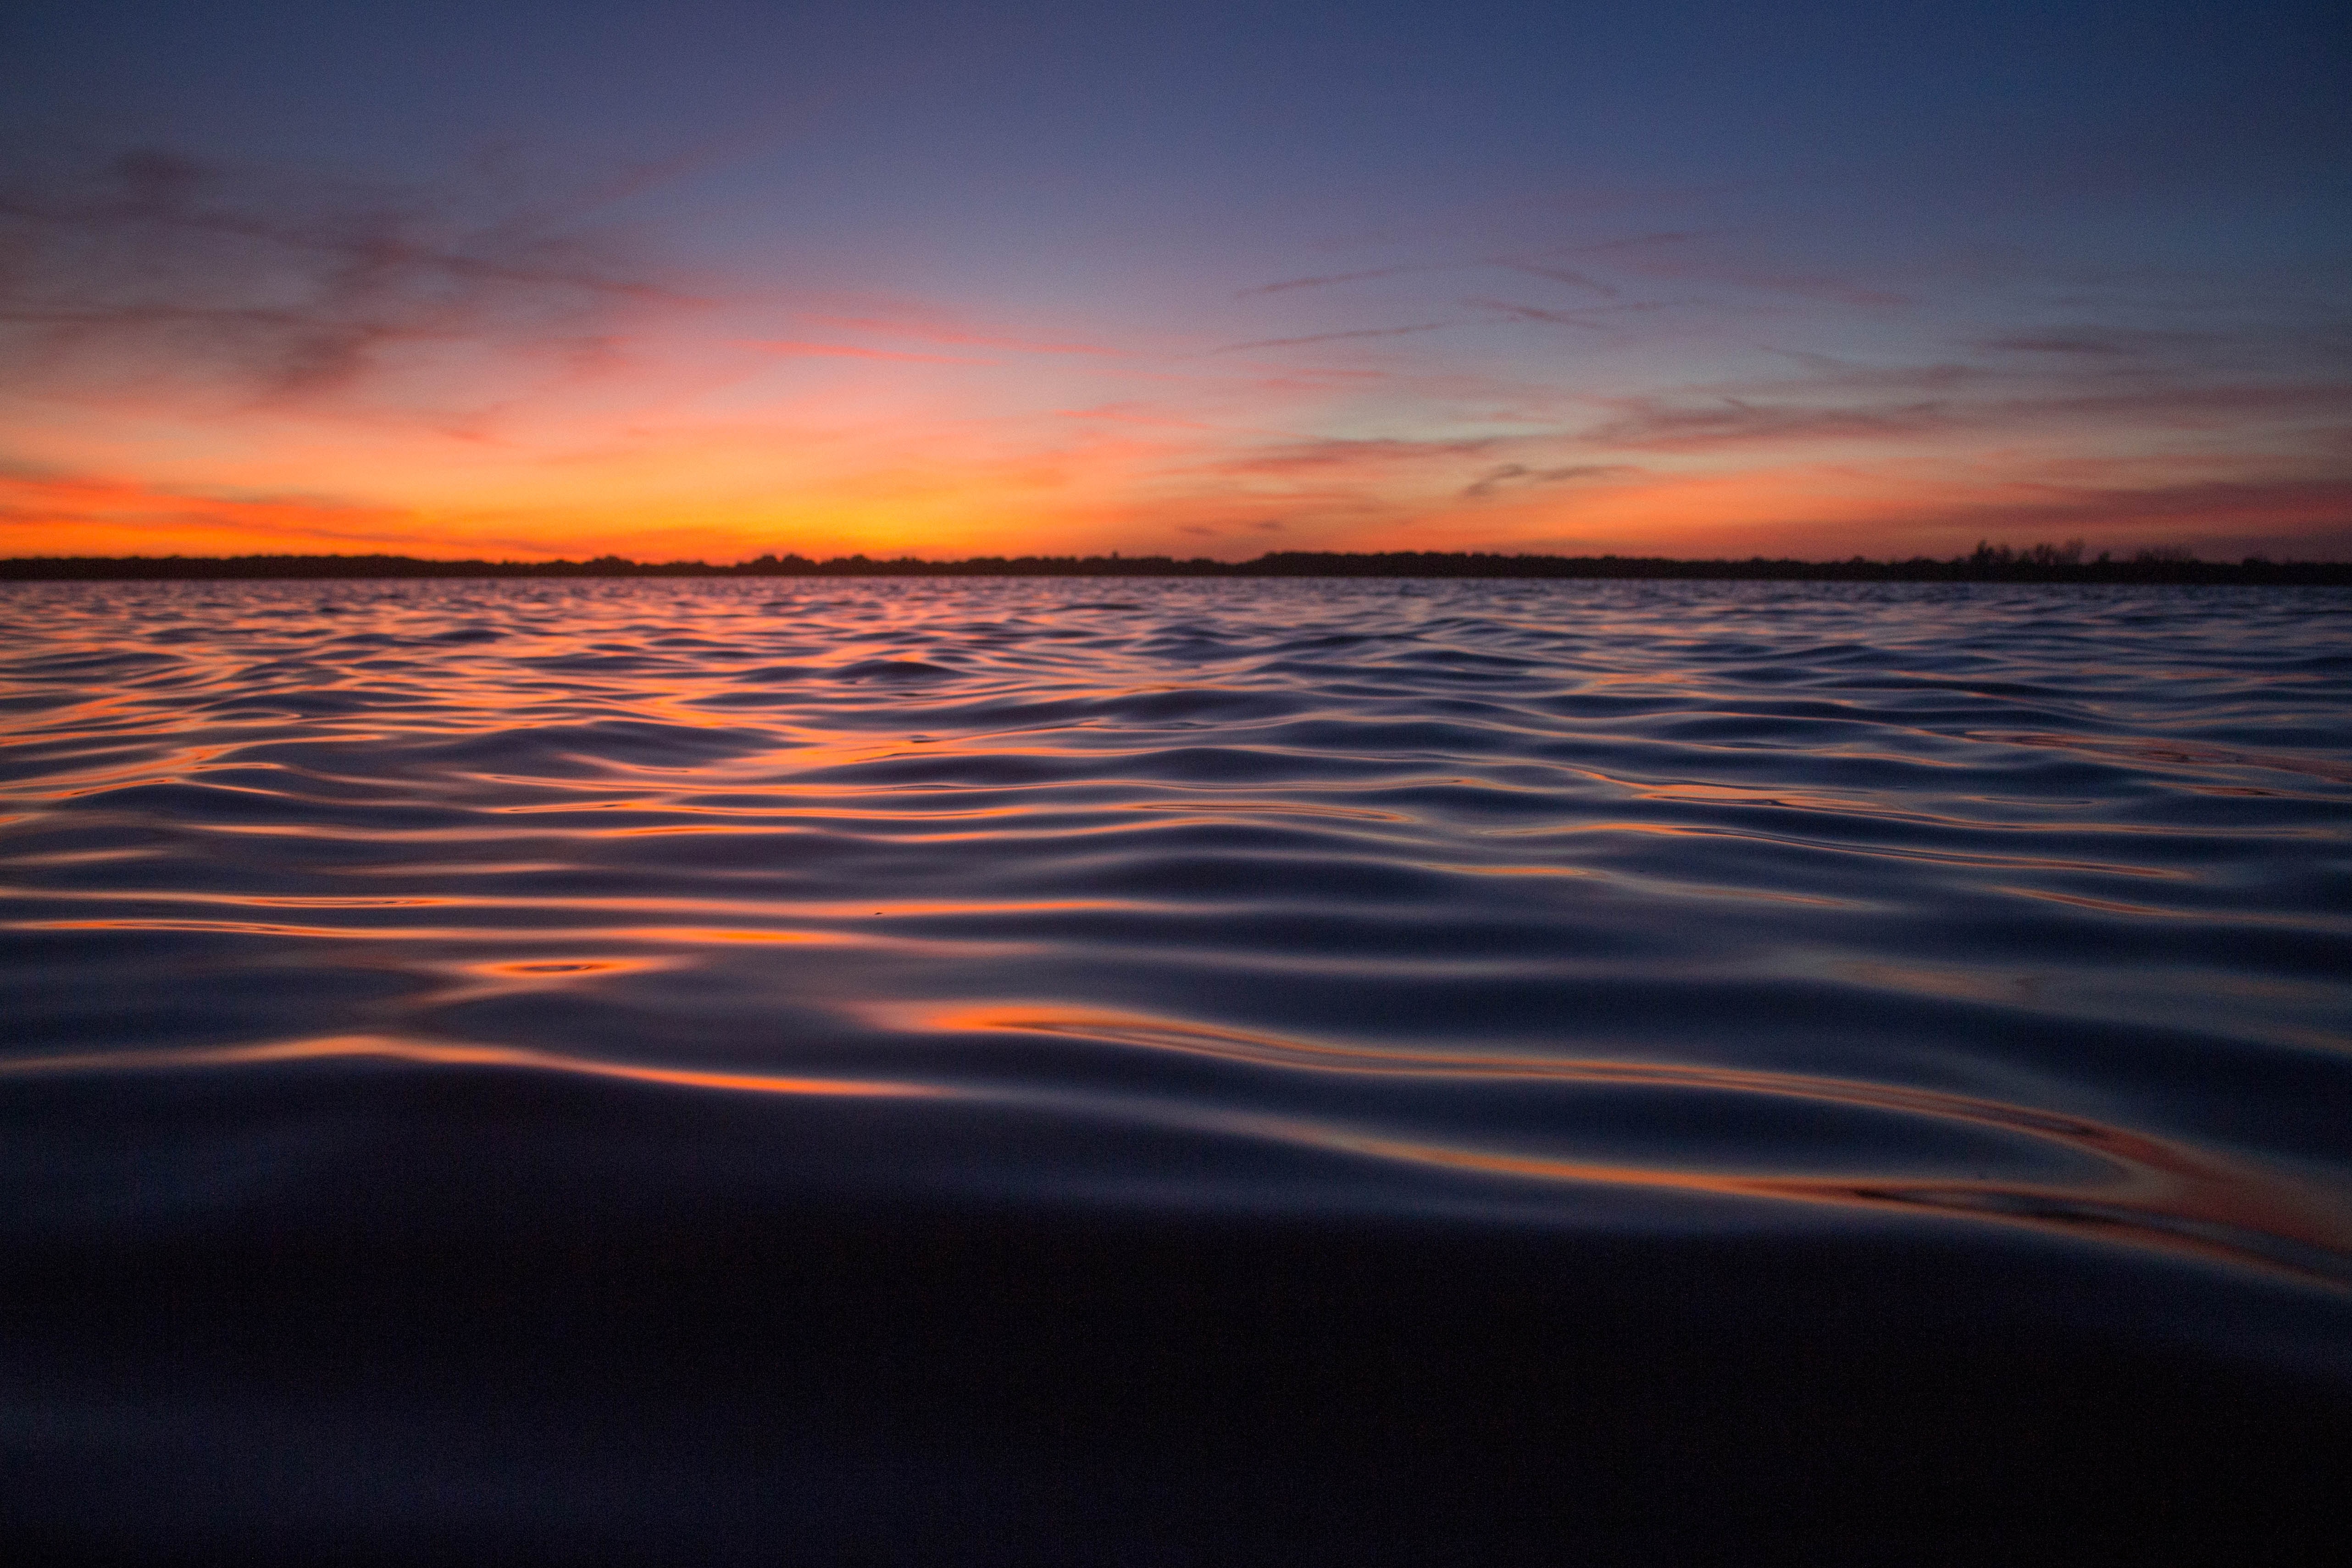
left=5, top=577, right=2350, bottom=1287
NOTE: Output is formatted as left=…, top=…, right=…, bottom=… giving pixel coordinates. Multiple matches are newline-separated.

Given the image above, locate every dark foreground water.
left=4, top=578, right=2349, bottom=1563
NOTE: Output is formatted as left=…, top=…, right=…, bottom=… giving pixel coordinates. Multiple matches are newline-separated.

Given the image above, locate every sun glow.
left=5, top=139, right=2346, bottom=565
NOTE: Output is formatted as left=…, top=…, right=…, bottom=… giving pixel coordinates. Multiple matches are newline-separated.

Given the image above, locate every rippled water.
left=6, top=577, right=2350, bottom=1561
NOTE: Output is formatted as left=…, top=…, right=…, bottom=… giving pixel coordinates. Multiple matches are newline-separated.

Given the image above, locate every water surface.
left=6, top=578, right=2349, bottom=1561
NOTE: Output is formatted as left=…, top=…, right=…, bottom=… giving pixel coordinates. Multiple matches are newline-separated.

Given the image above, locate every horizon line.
left=5, top=547, right=2348, bottom=585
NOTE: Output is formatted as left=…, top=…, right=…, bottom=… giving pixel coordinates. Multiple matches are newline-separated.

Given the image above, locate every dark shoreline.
left=7, top=549, right=2351, bottom=585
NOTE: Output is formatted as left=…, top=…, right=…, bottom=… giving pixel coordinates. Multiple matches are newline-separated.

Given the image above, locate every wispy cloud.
left=1207, top=436, right=1501, bottom=477
left=1462, top=298, right=1608, bottom=329
left=803, top=314, right=1125, bottom=356
left=1528, top=231, right=1915, bottom=308
left=1462, top=462, right=1637, bottom=498
left=743, top=339, right=987, bottom=365
left=1980, top=336, right=2141, bottom=356
left=0, top=147, right=691, bottom=410
left=1493, top=263, right=1618, bottom=296
left=2008, top=382, right=2352, bottom=426
left=1237, top=248, right=1645, bottom=303
left=1561, top=231, right=1698, bottom=254
left=0, top=463, right=439, bottom=555
left=1581, top=397, right=1952, bottom=450
left=1570, top=377, right=2352, bottom=454
left=1235, top=264, right=1444, bottom=298
left=1212, top=322, right=1457, bottom=353
left=1855, top=478, right=2352, bottom=555
left=1734, top=276, right=1914, bottom=308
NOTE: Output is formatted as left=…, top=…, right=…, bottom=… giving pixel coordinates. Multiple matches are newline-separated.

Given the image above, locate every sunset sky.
left=4, top=1, right=2346, bottom=562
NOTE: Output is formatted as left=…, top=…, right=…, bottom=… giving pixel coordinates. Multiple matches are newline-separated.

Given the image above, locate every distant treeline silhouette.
left=5, top=543, right=2347, bottom=585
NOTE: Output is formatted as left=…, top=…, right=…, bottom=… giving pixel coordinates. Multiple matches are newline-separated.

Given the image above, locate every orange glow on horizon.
left=7, top=285, right=2348, bottom=563
left=12, top=446, right=2348, bottom=565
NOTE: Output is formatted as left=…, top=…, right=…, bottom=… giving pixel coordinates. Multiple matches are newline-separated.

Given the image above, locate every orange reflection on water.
left=0, top=884, right=1134, bottom=921
left=0, top=918, right=865, bottom=947
left=896, top=1003, right=2352, bottom=1284
left=1987, top=732, right=2352, bottom=785
left=405, top=953, right=683, bottom=1005
left=0, top=1032, right=934, bottom=1099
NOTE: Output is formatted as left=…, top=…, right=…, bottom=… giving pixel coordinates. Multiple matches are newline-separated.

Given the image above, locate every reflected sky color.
left=3, top=2, right=2346, bottom=561
left=0, top=1031, right=932, bottom=1098
left=4, top=576, right=2348, bottom=1293
left=6, top=1017, right=2346, bottom=1285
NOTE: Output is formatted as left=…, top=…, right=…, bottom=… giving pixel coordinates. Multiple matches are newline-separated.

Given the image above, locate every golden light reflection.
left=405, top=953, right=683, bottom=1006
left=0, top=885, right=1136, bottom=921
left=1494, top=821, right=2197, bottom=877
left=1126, top=800, right=1411, bottom=822
left=8, top=1004, right=2346, bottom=1283
left=0, top=1033, right=933, bottom=1098
left=884, top=1002, right=2352, bottom=1283
left=1992, top=886, right=2208, bottom=919
left=0, top=917, right=985, bottom=950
